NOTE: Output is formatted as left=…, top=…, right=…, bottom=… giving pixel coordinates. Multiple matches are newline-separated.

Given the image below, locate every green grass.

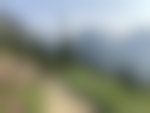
left=63, top=65, right=150, bottom=113
left=0, top=83, right=40, bottom=113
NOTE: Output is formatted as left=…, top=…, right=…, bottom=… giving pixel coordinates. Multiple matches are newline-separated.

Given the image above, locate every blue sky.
left=1, top=0, right=150, bottom=36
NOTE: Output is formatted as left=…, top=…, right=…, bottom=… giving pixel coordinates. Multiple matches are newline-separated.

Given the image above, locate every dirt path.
left=41, top=77, right=97, bottom=113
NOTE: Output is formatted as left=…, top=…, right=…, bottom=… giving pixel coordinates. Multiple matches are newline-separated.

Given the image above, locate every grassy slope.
left=63, top=65, right=150, bottom=113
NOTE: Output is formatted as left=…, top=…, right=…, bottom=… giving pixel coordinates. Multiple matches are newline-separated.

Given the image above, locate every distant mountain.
left=72, top=28, right=116, bottom=70
left=72, top=27, right=150, bottom=86
left=118, top=28, right=150, bottom=86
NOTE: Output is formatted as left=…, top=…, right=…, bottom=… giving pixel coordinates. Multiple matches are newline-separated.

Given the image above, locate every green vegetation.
left=62, top=65, right=150, bottom=113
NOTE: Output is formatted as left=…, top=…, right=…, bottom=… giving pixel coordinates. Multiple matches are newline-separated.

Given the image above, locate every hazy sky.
left=1, top=0, right=150, bottom=36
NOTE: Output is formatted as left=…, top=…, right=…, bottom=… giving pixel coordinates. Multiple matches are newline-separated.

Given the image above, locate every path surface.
left=41, top=77, right=97, bottom=113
